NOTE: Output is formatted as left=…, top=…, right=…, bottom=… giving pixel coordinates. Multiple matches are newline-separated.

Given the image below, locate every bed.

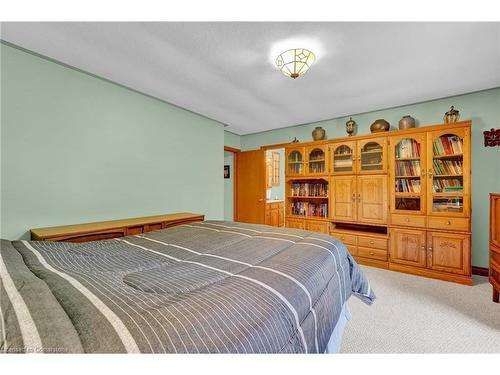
left=0, top=220, right=374, bottom=353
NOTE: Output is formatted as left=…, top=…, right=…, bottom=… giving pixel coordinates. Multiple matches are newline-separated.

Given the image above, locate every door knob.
left=258, top=198, right=264, bottom=202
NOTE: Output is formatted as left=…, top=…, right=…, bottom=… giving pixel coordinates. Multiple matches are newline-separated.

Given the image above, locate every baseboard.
left=472, top=266, right=489, bottom=277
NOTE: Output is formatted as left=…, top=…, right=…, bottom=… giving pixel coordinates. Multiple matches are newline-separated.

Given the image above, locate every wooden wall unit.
left=490, top=193, right=500, bottom=302
left=285, top=120, right=473, bottom=285
left=31, top=213, right=205, bottom=242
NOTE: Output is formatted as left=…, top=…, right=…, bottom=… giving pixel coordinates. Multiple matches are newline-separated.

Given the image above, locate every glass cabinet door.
left=427, top=129, right=469, bottom=216
left=358, top=138, right=386, bottom=174
left=331, top=141, right=356, bottom=174
left=306, top=145, right=327, bottom=175
left=286, top=147, right=305, bottom=176
left=390, top=134, right=426, bottom=215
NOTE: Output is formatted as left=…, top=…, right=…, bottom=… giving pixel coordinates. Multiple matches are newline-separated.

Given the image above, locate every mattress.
left=0, top=220, right=374, bottom=353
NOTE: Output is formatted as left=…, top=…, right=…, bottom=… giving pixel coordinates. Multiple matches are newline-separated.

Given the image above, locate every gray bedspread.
left=0, top=221, right=374, bottom=353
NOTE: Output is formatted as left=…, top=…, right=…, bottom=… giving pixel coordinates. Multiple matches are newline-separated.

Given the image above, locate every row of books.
left=432, top=179, right=463, bottom=193
left=395, top=179, right=421, bottom=193
left=395, top=139, right=421, bottom=159
left=433, top=135, right=463, bottom=156
left=291, top=202, right=328, bottom=217
left=290, top=182, right=328, bottom=197
left=433, top=159, right=463, bottom=175
left=395, top=160, right=421, bottom=176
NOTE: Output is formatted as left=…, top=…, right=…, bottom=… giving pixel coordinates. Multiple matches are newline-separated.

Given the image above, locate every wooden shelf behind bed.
left=30, top=212, right=204, bottom=242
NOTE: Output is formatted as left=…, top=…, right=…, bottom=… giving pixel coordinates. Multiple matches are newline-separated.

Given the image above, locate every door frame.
left=224, top=146, right=240, bottom=221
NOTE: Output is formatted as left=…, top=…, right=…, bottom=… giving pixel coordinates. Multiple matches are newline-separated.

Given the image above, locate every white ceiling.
left=2, top=22, right=499, bottom=135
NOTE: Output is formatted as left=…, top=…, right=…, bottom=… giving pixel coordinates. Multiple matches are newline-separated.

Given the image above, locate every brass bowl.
left=370, top=119, right=390, bottom=133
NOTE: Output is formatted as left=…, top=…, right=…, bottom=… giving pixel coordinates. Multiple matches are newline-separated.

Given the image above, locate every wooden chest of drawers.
left=31, top=213, right=204, bottom=242
left=490, top=193, right=500, bottom=303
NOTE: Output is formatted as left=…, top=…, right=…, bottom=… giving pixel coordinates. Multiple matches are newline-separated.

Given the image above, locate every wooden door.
left=357, top=175, right=388, bottom=225
left=426, top=127, right=470, bottom=217
left=332, top=176, right=357, bottom=222
left=286, top=147, right=305, bottom=177
left=389, top=133, right=427, bottom=216
left=306, top=145, right=328, bottom=175
left=389, top=228, right=427, bottom=268
left=237, top=150, right=266, bottom=224
left=428, top=231, right=470, bottom=275
left=357, top=137, right=387, bottom=174
left=331, top=141, right=357, bottom=175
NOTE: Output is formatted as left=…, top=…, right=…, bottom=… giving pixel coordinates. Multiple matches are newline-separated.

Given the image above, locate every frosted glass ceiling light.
left=275, top=48, right=316, bottom=79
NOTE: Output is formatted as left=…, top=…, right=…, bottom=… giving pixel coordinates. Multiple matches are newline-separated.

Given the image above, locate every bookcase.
left=285, top=120, right=472, bottom=285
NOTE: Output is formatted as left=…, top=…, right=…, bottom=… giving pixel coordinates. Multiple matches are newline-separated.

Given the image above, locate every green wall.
left=241, top=88, right=500, bottom=268
left=224, top=130, right=241, bottom=149
left=1, top=44, right=224, bottom=239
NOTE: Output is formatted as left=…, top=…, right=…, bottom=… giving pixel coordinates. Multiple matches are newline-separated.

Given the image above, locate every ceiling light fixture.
left=275, top=48, right=316, bottom=79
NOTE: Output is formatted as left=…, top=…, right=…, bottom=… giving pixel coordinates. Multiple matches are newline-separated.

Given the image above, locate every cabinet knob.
left=369, top=251, right=375, bottom=255
left=369, top=240, right=374, bottom=245
left=405, top=217, right=410, bottom=222
left=446, top=220, right=451, bottom=225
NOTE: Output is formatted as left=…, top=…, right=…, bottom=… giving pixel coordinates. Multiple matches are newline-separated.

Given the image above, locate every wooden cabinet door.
left=389, top=228, right=427, bottom=268
left=389, top=133, right=427, bottom=216
left=426, top=127, right=470, bottom=217
left=332, top=176, right=357, bottom=222
left=265, top=205, right=271, bottom=225
left=286, top=147, right=305, bottom=176
left=278, top=203, right=285, bottom=227
left=357, top=175, right=388, bottom=225
left=270, top=208, right=279, bottom=227
left=357, top=137, right=387, bottom=174
left=306, top=145, right=328, bottom=175
left=428, top=231, right=470, bottom=275
left=331, top=141, right=356, bottom=175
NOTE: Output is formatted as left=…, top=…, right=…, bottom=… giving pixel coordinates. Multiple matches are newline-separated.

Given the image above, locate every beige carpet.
left=341, top=265, right=500, bottom=353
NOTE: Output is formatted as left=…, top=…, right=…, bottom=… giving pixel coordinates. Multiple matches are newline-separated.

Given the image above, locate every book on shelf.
left=290, top=182, right=328, bottom=197
left=290, top=201, right=328, bottom=218
left=433, top=135, right=463, bottom=156
left=395, top=179, right=421, bottom=193
left=395, top=139, right=420, bottom=159
left=395, top=160, right=421, bottom=176
left=433, top=179, right=463, bottom=193
left=432, top=159, right=463, bottom=175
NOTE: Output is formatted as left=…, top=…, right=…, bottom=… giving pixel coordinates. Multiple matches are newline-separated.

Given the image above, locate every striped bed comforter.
left=0, top=220, right=374, bottom=353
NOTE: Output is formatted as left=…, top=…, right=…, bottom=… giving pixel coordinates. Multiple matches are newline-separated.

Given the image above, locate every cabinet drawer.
left=391, top=214, right=426, bottom=228
left=427, top=217, right=470, bottom=232
left=330, top=231, right=357, bottom=246
left=358, top=246, right=388, bottom=261
left=305, top=220, right=329, bottom=234
left=358, top=235, right=387, bottom=250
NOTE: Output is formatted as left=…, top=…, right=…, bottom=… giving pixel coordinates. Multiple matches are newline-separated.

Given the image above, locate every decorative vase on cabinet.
left=312, top=126, right=326, bottom=141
